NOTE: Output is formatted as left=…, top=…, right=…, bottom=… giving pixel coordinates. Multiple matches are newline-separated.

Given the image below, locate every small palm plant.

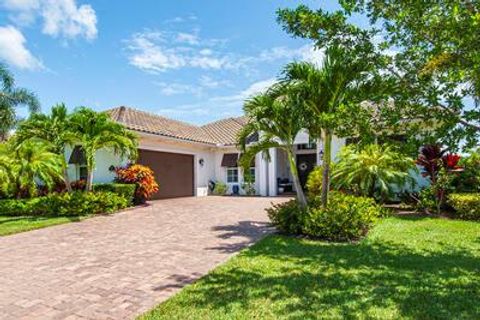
left=0, top=140, right=64, bottom=198
left=331, top=144, right=416, bottom=201
left=70, top=107, right=138, bottom=191
left=238, top=83, right=309, bottom=207
left=15, top=104, right=78, bottom=191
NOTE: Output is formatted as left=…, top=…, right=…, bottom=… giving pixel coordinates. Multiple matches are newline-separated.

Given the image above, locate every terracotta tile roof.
left=106, top=106, right=249, bottom=146
left=201, top=116, right=249, bottom=146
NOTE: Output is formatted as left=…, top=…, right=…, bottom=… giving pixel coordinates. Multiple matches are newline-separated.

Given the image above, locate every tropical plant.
left=238, top=83, right=309, bottom=207
left=331, top=145, right=416, bottom=201
left=282, top=45, right=381, bottom=207
left=114, top=164, right=159, bottom=204
left=451, top=150, right=480, bottom=193
left=15, top=104, right=78, bottom=191
left=0, top=63, right=40, bottom=140
left=70, top=107, right=138, bottom=191
left=0, top=140, right=64, bottom=198
left=416, top=144, right=461, bottom=183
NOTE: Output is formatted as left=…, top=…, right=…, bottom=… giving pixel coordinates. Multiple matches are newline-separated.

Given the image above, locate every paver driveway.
left=0, top=196, right=286, bottom=320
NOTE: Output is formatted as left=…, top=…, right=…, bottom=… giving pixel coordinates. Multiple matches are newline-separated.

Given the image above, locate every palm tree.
left=15, top=104, right=78, bottom=192
left=238, top=83, right=309, bottom=207
left=0, top=63, right=40, bottom=140
left=331, top=144, right=416, bottom=201
left=70, top=107, right=138, bottom=191
left=0, top=140, right=64, bottom=198
left=282, top=45, right=377, bottom=207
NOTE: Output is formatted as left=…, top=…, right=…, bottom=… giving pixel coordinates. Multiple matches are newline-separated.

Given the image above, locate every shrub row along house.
left=68, top=106, right=348, bottom=199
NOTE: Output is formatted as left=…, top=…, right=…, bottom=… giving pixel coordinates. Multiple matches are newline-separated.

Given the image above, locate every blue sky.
left=0, top=0, right=358, bottom=124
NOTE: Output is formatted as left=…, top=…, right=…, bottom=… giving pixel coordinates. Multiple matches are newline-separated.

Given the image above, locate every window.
left=227, top=167, right=239, bottom=183
left=297, top=142, right=317, bottom=150
left=247, top=167, right=256, bottom=183
left=79, top=166, right=88, bottom=181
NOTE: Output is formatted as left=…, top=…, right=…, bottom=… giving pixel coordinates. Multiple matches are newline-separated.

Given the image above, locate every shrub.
left=0, top=191, right=129, bottom=216
left=266, top=200, right=306, bottom=234
left=448, top=193, right=480, bottom=220
left=331, top=145, right=416, bottom=201
left=306, top=166, right=323, bottom=198
left=303, top=192, right=381, bottom=241
left=114, top=164, right=159, bottom=204
left=213, top=182, right=228, bottom=195
left=94, top=183, right=136, bottom=204
left=451, top=151, right=480, bottom=193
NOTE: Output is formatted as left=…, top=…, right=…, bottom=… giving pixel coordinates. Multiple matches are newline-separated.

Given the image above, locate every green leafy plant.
left=0, top=191, right=129, bottom=216
left=0, top=140, right=64, bottom=198
left=0, top=63, right=40, bottom=140
left=451, top=150, right=480, bottom=193
left=265, top=200, right=306, bottom=235
left=93, top=183, right=136, bottom=205
left=331, top=144, right=416, bottom=201
left=238, top=83, right=309, bottom=207
left=282, top=44, right=385, bottom=208
left=70, top=107, right=138, bottom=191
left=448, top=193, right=480, bottom=221
left=15, top=104, right=78, bottom=192
left=212, top=182, right=227, bottom=196
left=303, top=192, right=381, bottom=242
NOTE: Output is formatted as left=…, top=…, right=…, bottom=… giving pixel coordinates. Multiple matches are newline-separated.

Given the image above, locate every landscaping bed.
left=140, top=215, right=480, bottom=320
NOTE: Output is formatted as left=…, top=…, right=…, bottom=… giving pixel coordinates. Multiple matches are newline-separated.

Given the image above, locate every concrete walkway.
left=0, top=196, right=285, bottom=319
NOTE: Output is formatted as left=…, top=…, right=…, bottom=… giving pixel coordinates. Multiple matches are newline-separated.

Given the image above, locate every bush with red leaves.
left=114, top=164, right=159, bottom=204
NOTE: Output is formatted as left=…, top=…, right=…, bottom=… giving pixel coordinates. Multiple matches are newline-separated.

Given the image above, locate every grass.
left=0, top=215, right=84, bottom=236
left=140, top=216, right=480, bottom=320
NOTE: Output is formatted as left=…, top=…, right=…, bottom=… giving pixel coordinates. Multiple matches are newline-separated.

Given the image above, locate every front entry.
left=296, top=153, right=317, bottom=189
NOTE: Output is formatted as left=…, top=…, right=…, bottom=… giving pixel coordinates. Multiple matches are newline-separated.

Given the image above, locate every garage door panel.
left=137, top=149, right=194, bottom=199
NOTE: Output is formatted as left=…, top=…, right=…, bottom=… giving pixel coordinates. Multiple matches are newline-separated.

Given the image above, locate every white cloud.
left=0, top=25, right=43, bottom=70
left=176, top=32, right=199, bottom=45
left=2, top=0, right=97, bottom=40
left=155, top=81, right=202, bottom=96
left=125, top=30, right=239, bottom=73
left=258, top=44, right=324, bottom=66
left=156, top=78, right=277, bottom=121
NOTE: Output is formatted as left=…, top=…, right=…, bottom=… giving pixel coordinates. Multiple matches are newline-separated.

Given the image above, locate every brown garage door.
left=137, top=149, right=194, bottom=199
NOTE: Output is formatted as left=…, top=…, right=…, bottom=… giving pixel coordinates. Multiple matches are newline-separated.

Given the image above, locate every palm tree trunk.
left=320, top=130, right=332, bottom=208
left=63, top=166, right=72, bottom=192
left=86, top=168, right=94, bottom=192
left=286, top=147, right=307, bottom=208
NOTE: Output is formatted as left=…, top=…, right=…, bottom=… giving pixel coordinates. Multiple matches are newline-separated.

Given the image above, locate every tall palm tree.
left=70, top=107, right=138, bottom=191
left=15, top=104, right=78, bottom=192
left=238, top=83, right=309, bottom=207
left=0, top=63, right=40, bottom=140
left=283, top=45, right=376, bottom=207
left=0, top=140, right=64, bottom=198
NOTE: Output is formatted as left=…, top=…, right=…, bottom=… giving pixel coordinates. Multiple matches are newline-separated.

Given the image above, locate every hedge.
left=93, top=183, right=136, bottom=204
left=0, top=191, right=129, bottom=217
left=448, top=193, right=480, bottom=221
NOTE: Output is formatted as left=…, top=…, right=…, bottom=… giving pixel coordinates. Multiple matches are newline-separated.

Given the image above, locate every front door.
left=296, top=154, right=317, bottom=189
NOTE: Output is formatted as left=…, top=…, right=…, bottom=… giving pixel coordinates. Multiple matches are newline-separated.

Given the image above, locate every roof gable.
left=106, top=106, right=250, bottom=146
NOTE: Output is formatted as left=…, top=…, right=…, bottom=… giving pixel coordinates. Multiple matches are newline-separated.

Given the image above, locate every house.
left=67, top=106, right=347, bottom=199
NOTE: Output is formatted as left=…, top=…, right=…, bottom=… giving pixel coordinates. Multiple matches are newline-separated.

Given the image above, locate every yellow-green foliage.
left=448, top=193, right=480, bottom=220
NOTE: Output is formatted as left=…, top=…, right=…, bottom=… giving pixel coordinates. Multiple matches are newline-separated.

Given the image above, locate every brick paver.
left=0, top=196, right=286, bottom=319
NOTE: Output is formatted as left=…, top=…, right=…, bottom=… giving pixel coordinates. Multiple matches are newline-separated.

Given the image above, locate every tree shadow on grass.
left=0, top=215, right=83, bottom=224
left=158, top=235, right=480, bottom=319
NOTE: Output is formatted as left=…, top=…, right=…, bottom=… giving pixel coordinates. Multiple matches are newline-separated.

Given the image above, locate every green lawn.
left=141, top=216, right=480, bottom=320
left=0, top=215, right=83, bottom=236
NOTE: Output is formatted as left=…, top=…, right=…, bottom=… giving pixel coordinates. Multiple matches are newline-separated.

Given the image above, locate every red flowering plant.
left=416, top=144, right=463, bottom=214
left=114, top=164, right=159, bottom=204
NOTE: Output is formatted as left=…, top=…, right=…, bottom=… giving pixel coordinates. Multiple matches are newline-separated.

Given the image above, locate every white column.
left=268, top=148, right=277, bottom=196
left=258, top=153, right=269, bottom=196
left=316, top=137, right=323, bottom=166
